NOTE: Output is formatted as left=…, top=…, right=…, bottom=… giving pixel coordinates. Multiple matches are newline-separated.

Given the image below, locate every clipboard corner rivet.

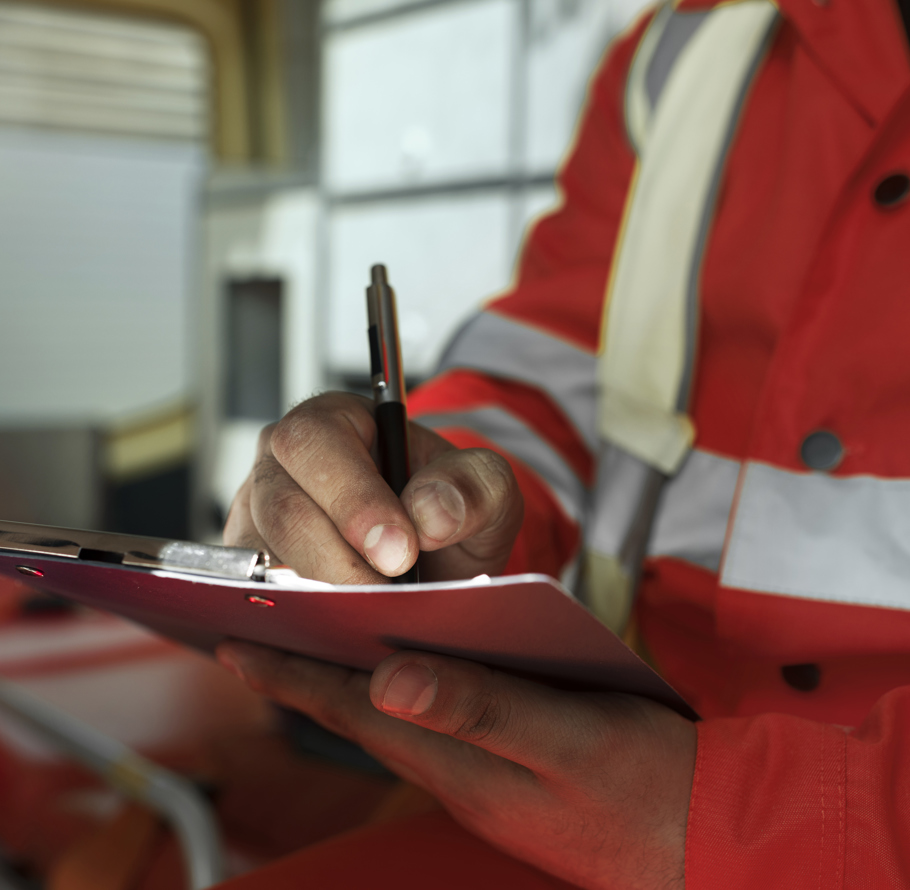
left=16, top=566, right=44, bottom=577
left=246, top=594, right=275, bottom=608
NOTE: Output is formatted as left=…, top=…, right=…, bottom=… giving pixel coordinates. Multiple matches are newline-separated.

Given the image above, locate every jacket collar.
left=674, top=0, right=910, bottom=125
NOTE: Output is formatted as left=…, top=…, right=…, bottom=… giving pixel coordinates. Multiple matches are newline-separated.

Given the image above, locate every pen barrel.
left=375, top=401, right=411, bottom=497
left=375, top=401, right=419, bottom=585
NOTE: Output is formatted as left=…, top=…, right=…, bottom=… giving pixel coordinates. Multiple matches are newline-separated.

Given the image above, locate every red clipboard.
left=0, top=520, right=698, bottom=720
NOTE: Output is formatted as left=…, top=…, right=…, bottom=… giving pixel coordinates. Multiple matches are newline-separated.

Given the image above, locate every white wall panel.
left=524, top=0, right=652, bottom=173
left=0, top=127, right=204, bottom=422
left=611, top=0, right=655, bottom=34
left=323, top=0, right=419, bottom=26
left=202, top=188, right=322, bottom=518
left=520, top=182, right=559, bottom=230
left=524, top=0, right=613, bottom=173
left=324, top=0, right=517, bottom=192
left=327, top=192, right=513, bottom=378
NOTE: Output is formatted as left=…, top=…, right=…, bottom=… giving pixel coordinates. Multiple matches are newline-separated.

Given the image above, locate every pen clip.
left=366, top=264, right=405, bottom=405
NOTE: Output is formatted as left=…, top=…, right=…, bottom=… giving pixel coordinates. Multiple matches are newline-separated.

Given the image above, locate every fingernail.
left=411, top=482, right=465, bottom=542
left=381, top=664, right=438, bottom=715
left=216, top=648, right=247, bottom=684
left=364, top=524, right=410, bottom=575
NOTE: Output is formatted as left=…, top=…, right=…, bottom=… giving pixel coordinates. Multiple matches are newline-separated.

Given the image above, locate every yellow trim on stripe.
left=597, top=158, right=641, bottom=357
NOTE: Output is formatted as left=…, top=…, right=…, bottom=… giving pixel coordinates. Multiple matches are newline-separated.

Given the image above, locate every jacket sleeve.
left=409, top=11, right=650, bottom=580
left=685, top=685, right=910, bottom=888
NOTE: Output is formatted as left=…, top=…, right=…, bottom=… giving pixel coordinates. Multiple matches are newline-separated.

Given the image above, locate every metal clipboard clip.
left=0, top=519, right=271, bottom=582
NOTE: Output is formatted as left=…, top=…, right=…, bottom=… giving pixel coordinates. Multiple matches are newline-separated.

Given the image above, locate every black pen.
left=366, top=264, right=419, bottom=584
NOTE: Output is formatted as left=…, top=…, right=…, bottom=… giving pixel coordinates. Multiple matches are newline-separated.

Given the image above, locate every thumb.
left=402, top=446, right=524, bottom=580
left=369, top=651, right=580, bottom=775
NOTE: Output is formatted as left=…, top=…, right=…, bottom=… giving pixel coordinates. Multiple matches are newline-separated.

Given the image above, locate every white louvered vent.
left=0, top=1, right=209, bottom=141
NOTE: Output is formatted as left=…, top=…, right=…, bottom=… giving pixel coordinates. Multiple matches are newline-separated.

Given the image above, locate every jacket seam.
left=684, top=723, right=704, bottom=883
left=818, top=731, right=826, bottom=890
left=837, top=729, right=846, bottom=889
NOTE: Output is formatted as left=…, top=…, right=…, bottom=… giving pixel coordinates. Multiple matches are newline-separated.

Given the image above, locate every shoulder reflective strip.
left=722, top=463, right=910, bottom=610
left=435, top=312, right=599, bottom=453
left=586, top=444, right=740, bottom=572
left=600, top=1, right=778, bottom=475
left=645, top=10, right=710, bottom=112
left=626, top=4, right=711, bottom=152
left=625, top=3, right=673, bottom=154
left=414, top=407, right=586, bottom=522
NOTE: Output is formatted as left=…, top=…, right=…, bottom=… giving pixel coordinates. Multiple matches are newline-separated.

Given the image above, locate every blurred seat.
left=0, top=576, right=421, bottom=889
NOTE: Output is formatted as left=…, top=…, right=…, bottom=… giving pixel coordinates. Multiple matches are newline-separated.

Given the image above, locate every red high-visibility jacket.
left=410, top=0, right=910, bottom=885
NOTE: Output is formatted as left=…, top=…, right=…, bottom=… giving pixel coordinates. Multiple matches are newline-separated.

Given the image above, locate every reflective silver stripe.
left=585, top=444, right=656, bottom=558
left=722, top=463, right=910, bottom=610
left=436, top=311, right=599, bottom=453
left=587, top=445, right=740, bottom=572
left=414, top=407, right=586, bottom=522
left=649, top=448, right=741, bottom=572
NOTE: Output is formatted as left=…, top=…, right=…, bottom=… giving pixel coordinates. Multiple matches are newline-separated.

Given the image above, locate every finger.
left=223, top=424, right=383, bottom=583
left=402, top=445, right=524, bottom=579
left=269, top=393, right=418, bottom=577
left=249, top=435, right=386, bottom=585
left=223, top=424, right=284, bottom=554
left=370, top=651, right=622, bottom=778
left=215, top=641, right=535, bottom=801
left=223, top=475, right=272, bottom=554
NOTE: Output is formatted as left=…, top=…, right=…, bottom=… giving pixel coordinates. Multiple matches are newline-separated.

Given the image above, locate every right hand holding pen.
left=223, top=392, right=524, bottom=584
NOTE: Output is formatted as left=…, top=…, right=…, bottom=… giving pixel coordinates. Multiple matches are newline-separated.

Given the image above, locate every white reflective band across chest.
left=722, top=462, right=910, bottom=610
left=587, top=445, right=741, bottom=573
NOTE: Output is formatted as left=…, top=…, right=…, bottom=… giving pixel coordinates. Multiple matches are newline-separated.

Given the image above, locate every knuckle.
left=256, top=423, right=277, bottom=458
left=308, top=670, right=366, bottom=741
left=253, top=486, right=375, bottom=582
left=252, top=453, right=284, bottom=487
left=465, top=449, right=514, bottom=501
left=457, top=449, right=518, bottom=530
left=449, top=793, right=528, bottom=841
left=305, top=535, right=363, bottom=583
left=254, top=487, right=312, bottom=555
left=448, top=690, right=511, bottom=746
left=324, top=476, right=375, bottom=534
left=223, top=482, right=251, bottom=541
left=269, top=412, right=309, bottom=467
left=269, top=392, right=357, bottom=468
left=223, top=511, right=265, bottom=552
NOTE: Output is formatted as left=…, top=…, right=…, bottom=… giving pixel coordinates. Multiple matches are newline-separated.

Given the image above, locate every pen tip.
left=371, top=264, right=388, bottom=285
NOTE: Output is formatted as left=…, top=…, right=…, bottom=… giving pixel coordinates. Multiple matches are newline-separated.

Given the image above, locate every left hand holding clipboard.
left=216, top=639, right=695, bottom=890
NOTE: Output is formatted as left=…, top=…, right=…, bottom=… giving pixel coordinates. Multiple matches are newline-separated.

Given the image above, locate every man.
left=216, top=0, right=910, bottom=886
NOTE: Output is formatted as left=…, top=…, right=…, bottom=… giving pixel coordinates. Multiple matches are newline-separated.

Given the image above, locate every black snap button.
left=800, top=430, right=843, bottom=471
left=873, top=172, right=910, bottom=208
left=781, top=663, right=821, bottom=692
